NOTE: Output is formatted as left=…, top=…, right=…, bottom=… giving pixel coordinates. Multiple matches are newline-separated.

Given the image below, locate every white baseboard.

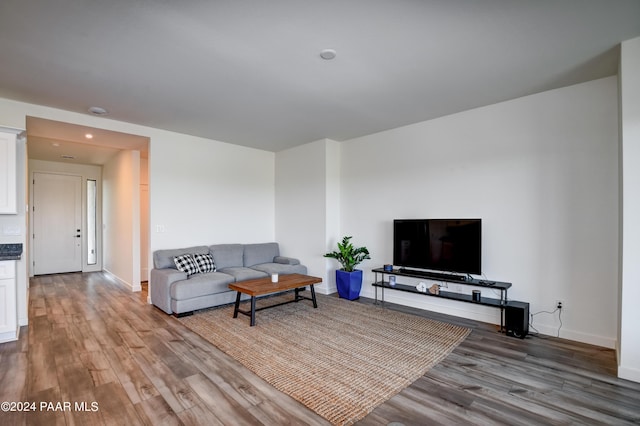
left=314, top=283, right=336, bottom=295
left=19, top=287, right=29, bottom=326
left=618, top=365, right=640, bottom=384
left=360, top=285, right=617, bottom=349
left=103, top=269, right=141, bottom=292
left=0, top=326, right=19, bottom=343
left=530, top=323, right=616, bottom=349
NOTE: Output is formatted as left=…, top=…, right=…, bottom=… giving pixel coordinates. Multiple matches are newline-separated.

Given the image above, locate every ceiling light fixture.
left=88, top=106, right=108, bottom=115
left=85, top=133, right=93, bottom=139
left=320, top=49, right=337, bottom=60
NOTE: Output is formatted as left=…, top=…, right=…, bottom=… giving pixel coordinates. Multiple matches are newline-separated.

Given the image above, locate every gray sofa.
left=150, top=242, right=307, bottom=316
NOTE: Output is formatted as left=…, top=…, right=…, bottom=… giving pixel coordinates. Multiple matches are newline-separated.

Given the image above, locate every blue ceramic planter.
left=336, top=269, right=363, bottom=300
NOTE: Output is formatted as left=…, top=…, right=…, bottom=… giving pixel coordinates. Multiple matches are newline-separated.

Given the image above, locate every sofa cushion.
left=193, top=253, right=215, bottom=273
left=173, top=254, right=200, bottom=276
left=218, top=267, right=268, bottom=281
left=170, top=272, right=235, bottom=300
left=154, top=246, right=209, bottom=269
left=243, top=242, right=279, bottom=267
left=250, top=263, right=307, bottom=276
left=209, top=244, right=244, bottom=269
left=274, top=256, right=300, bottom=265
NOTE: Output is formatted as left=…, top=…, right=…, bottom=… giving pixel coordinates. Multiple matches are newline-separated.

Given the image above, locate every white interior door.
left=33, top=173, right=83, bottom=275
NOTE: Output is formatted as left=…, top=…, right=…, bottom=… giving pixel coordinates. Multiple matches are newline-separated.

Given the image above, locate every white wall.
left=325, top=140, right=342, bottom=291
left=0, top=97, right=276, bottom=305
left=619, top=37, right=640, bottom=382
left=338, top=77, right=620, bottom=348
left=103, top=150, right=140, bottom=290
left=275, top=139, right=341, bottom=293
left=150, top=133, right=275, bottom=249
left=140, top=157, right=149, bottom=281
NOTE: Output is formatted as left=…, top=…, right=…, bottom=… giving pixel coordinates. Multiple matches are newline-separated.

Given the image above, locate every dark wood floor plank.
left=23, top=386, right=66, bottom=426
left=49, top=327, right=82, bottom=368
left=0, top=272, right=638, bottom=426
left=0, top=350, right=27, bottom=401
left=55, top=360, right=98, bottom=403
left=177, top=403, right=226, bottom=426
left=86, top=317, right=125, bottom=349
left=103, top=345, right=160, bottom=405
left=185, top=372, right=263, bottom=425
left=139, top=331, right=200, bottom=380
left=373, top=392, right=469, bottom=426
left=79, top=351, right=119, bottom=387
left=466, top=395, right=559, bottom=426
left=26, top=341, right=59, bottom=395
left=133, top=394, right=183, bottom=426
left=165, top=336, right=331, bottom=425
left=119, top=330, right=147, bottom=350
left=408, top=367, right=569, bottom=425
left=93, top=381, right=146, bottom=426
left=418, top=365, right=579, bottom=424
left=128, top=345, right=197, bottom=414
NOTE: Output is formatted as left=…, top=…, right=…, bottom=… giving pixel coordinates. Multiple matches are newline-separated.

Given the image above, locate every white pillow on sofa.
left=193, top=253, right=216, bottom=273
left=173, top=254, right=200, bottom=276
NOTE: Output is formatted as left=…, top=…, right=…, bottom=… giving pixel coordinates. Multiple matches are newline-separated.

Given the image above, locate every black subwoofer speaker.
left=505, top=301, right=529, bottom=339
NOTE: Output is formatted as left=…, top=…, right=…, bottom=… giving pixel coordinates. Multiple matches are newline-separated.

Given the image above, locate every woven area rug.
left=178, top=293, right=470, bottom=425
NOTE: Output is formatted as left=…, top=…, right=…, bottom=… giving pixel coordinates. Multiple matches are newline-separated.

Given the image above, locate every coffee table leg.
left=250, top=296, right=257, bottom=326
left=310, top=284, right=318, bottom=308
left=233, top=291, right=241, bottom=318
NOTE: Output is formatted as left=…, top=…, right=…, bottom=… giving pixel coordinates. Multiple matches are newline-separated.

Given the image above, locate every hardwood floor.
left=1, top=272, right=639, bottom=425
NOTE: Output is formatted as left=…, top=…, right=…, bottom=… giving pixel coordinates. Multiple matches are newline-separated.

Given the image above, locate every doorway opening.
left=26, top=117, right=150, bottom=291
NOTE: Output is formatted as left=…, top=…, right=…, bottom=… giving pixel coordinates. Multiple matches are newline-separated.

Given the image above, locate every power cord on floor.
left=530, top=307, right=563, bottom=337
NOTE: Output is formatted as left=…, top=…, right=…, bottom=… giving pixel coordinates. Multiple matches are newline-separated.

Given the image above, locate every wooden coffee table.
left=229, top=273, right=322, bottom=326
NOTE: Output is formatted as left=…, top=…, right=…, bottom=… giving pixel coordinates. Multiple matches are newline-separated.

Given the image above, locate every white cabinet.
left=0, top=128, right=18, bottom=214
left=0, top=260, right=17, bottom=342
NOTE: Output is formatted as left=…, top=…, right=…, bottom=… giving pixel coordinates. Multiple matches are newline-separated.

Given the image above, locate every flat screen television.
left=393, top=219, right=482, bottom=275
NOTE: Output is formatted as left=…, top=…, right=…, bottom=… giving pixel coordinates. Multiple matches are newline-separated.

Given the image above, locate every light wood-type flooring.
left=1, top=272, right=639, bottom=425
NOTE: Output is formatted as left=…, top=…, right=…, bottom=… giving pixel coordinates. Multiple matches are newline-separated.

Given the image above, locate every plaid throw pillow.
left=193, top=253, right=215, bottom=273
left=173, top=254, right=200, bottom=276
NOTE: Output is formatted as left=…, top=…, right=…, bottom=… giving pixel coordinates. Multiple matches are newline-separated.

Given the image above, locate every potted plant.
left=324, top=236, right=371, bottom=300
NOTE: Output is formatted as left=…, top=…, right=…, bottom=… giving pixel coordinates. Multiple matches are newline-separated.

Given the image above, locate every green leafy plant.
left=324, top=236, right=371, bottom=272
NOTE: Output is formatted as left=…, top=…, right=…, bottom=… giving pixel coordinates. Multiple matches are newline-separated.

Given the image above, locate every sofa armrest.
left=274, top=256, right=300, bottom=265
left=150, top=268, right=187, bottom=314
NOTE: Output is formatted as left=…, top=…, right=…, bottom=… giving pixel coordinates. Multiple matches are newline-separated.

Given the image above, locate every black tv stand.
left=372, top=267, right=512, bottom=331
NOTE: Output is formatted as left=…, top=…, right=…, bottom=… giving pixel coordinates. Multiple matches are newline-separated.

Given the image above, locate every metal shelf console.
left=372, top=267, right=512, bottom=331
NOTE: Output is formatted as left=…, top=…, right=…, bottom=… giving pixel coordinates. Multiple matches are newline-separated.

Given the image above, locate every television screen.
left=393, top=219, right=481, bottom=275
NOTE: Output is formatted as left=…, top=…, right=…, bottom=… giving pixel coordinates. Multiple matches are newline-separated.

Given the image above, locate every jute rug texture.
left=178, top=293, right=470, bottom=425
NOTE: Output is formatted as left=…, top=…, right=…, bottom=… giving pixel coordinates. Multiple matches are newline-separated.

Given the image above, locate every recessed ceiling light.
left=88, top=106, right=108, bottom=115
left=52, top=143, right=60, bottom=147
left=85, top=133, right=93, bottom=139
left=320, top=49, right=336, bottom=60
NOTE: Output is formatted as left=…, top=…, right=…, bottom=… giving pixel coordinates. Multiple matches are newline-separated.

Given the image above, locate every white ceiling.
left=1, top=0, right=640, bottom=154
